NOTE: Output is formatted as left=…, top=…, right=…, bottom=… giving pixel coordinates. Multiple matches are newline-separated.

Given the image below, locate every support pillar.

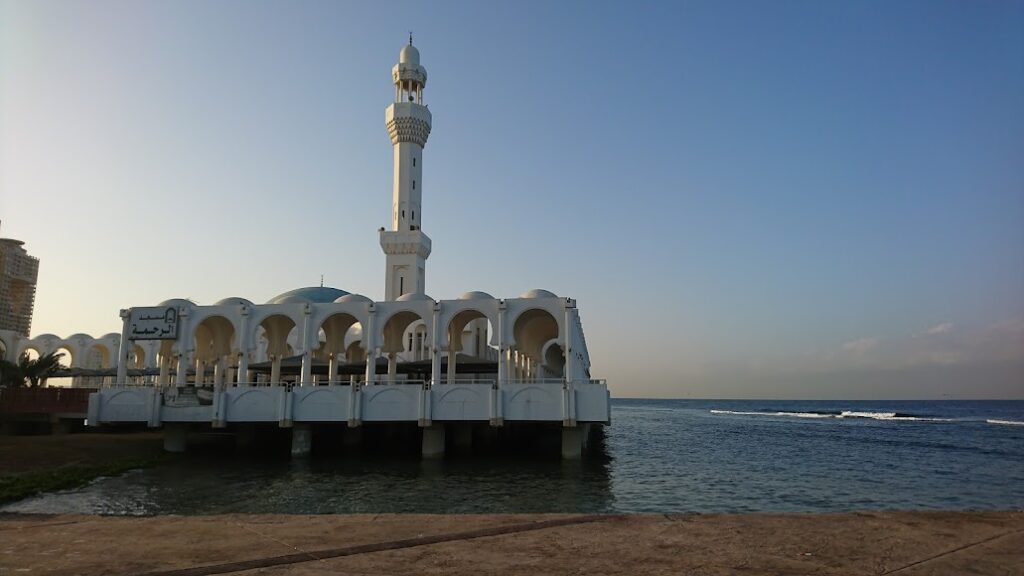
left=163, top=423, right=188, bottom=453
left=447, top=350, right=456, bottom=383
left=343, top=425, right=363, bottom=448
left=328, top=354, right=339, bottom=385
left=421, top=424, right=445, bottom=458
left=115, top=309, right=130, bottom=385
left=387, top=352, right=397, bottom=384
left=291, top=424, right=312, bottom=457
left=270, top=355, right=281, bottom=385
left=561, top=426, right=583, bottom=460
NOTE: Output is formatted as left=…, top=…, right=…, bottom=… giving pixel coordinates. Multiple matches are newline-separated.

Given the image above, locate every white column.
left=174, top=309, right=191, bottom=387
left=328, top=353, right=339, bottom=385
left=237, top=307, right=250, bottom=384
left=387, top=352, right=397, bottom=384
left=270, top=355, right=281, bottom=386
left=158, top=355, right=170, bottom=385
left=363, top=308, right=376, bottom=383
left=446, top=350, right=456, bottom=383
left=299, top=305, right=313, bottom=386
left=115, top=310, right=131, bottom=385
left=564, top=307, right=574, bottom=384
left=430, top=304, right=441, bottom=386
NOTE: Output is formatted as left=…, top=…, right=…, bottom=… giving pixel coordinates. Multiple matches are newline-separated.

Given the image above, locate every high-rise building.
left=0, top=221, right=40, bottom=337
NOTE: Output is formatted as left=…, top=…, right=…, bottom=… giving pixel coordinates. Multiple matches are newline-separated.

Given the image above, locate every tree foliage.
left=0, top=352, right=66, bottom=388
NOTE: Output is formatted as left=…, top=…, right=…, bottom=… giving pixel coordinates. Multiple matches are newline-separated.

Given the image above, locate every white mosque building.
left=0, top=41, right=610, bottom=458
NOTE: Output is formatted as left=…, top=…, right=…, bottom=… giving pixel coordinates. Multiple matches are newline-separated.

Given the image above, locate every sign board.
left=128, top=306, right=179, bottom=340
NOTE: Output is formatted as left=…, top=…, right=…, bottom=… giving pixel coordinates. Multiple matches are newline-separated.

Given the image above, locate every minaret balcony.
left=386, top=103, right=432, bottom=146
left=380, top=229, right=432, bottom=259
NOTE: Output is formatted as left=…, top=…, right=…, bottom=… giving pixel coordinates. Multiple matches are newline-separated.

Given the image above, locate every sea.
left=4, top=399, right=1023, bottom=515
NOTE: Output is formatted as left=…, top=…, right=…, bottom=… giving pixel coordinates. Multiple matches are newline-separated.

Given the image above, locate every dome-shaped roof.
left=396, top=292, right=432, bottom=302
left=458, top=291, right=494, bottom=301
left=67, top=333, right=92, bottom=341
left=520, top=289, right=558, bottom=299
left=100, top=333, right=120, bottom=341
left=267, top=286, right=350, bottom=305
left=520, top=289, right=561, bottom=297
left=400, top=43, right=420, bottom=66
left=334, top=293, right=372, bottom=304
left=158, top=298, right=196, bottom=308
left=215, top=297, right=254, bottom=307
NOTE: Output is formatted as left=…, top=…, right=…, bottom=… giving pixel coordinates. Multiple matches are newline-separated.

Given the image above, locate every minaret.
left=380, top=37, right=432, bottom=301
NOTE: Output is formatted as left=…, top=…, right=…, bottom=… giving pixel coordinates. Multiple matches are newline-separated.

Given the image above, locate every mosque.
left=0, top=40, right=610, bottom=458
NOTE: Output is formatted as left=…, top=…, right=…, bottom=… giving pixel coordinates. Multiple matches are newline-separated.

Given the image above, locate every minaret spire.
left=380, top=38, right=432, bottom=301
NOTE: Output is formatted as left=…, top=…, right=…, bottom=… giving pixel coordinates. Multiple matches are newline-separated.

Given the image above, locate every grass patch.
left=0, top=455, right=170, bottom=506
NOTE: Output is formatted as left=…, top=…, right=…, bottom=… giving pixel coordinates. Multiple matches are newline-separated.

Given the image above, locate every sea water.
left=4, top=399, right=1023, bottom=515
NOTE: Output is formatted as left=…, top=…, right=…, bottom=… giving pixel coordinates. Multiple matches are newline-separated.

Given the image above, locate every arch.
left=0, top=338, right=6, bottom=361
left=318, top=312, right=360, bottom=357
left=541, top=339, right=565, bottom=378
left=256, top=314, right=296, bottom=358
left=52, top=347, right=74, bottom=368
left=86, top=344, right=112, bottom=369
left=381, top=310, right=424, bottom=354
left=193, top=315, right=237, bottom=361
left=512, top=308, right=560, bottom=361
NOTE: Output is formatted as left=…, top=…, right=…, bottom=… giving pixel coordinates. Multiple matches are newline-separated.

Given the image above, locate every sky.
left=1, top=0, right=1022, bottom=399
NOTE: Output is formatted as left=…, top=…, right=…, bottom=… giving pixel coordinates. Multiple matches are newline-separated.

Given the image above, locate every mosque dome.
left=334, top=293, right=372, bottom=304
left=67, top=333, right=92, bottom=341
left=267, top=286, right=350, bottom=305
left=520, top=289, right=558, bottom=299
left=458, top=291, right=494, bottom=301
left=399, top=43, right=420, bottom=66
left=396, top=292, right=432, bottom=302
left=159, top=298, right=196, bottom=308
left=215, top=297, right=254, bottom=306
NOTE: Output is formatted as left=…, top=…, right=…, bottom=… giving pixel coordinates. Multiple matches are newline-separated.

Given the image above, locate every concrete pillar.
left=195, top=358, right=204, bottom=385
left=174, top=309, right=191, bottom=387
left=115, top=309, right=130, bottom=385
left=300, top=350, right=313, bottom=386
left=291, top=424, right=312, bottom=457
left=163, top=423, right=188, bottom=453
left=158, top=355, right=170, bottom=385
left=561, top=426, right=584, bottom=460
left=446, top=350, right=456, bottom=383
left=270, top=355, right=281, bottom=385
left=328, top=354, right=339, bottom=385
left=421, top=424, right=445, bottom=458
left=237, top=307, right=249, bottom=384
left=387, top=352, right=397, bottom=384
left=343, top=425, right=363, bottom=448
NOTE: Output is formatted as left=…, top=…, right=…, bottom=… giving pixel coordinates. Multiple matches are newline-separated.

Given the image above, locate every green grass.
left=0, top=456, right=170, bottom=506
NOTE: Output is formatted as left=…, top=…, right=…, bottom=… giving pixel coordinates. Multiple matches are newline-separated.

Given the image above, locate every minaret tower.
left=380, top=37, right=432, bottom=301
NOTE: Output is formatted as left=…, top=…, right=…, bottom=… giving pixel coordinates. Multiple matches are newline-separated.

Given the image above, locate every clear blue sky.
left=2, top=0, right=1022, bottom=398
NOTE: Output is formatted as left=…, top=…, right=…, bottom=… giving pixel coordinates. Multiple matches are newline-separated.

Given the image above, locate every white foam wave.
left=987, top=419, right=1024, bottom=426
left=709, top=410, right=833, bottom=419
left=709, top=409, right=955, bottom=422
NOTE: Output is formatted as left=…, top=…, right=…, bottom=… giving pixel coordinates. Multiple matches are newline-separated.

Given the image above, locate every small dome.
left=520, top=289, right=558, bottom=299
left=268, top=286, right=350, bottom=305
left=335, top=293, right=372, bottom=304
left=396, top=292, right=432, bottom=302
left=100, top=333, right=120, bottom=341
left=400, top=43, right=420, bottom=66
left=158, top=298, right=196, bottom=308
left=458, top=291, right=494, bottom=301
left=215, top=297, right=254, bottom=306
left=67, top=333, right=92, bottom=341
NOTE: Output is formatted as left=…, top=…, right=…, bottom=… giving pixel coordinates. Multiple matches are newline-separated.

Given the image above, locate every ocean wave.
left=987, top=419, right=1024, bottom=426
left=709, top=409, right=955, bottom=422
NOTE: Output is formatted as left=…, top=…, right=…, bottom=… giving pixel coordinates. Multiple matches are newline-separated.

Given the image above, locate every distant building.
left=0, top=222, right=40, bottom=338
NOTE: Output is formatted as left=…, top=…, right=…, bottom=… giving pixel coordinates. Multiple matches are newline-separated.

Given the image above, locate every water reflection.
left=3, top=446, right=614, bottom=516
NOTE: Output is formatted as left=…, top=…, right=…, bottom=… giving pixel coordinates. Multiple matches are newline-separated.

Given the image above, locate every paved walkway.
left=1, top=511, right=1021, bottom=575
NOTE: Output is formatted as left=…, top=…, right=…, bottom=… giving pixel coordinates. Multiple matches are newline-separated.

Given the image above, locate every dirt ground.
left=0, top=431, right=164, bottom=476
left=1, top=510, right=1021, bottom=575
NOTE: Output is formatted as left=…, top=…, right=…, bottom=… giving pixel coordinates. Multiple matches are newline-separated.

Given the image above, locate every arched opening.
left=47, top=346, right=75, bottom=388
left=193, top=315, right=237, bottom=385
left=381, top=310, right=423, bottom=383
left=512, top=309, right=560, bottom=382
left=541, top=340, right=565, bottom=379
left=0, top=338, right=7, bottom=361
left=256, top=314, right=296, bottom=385
left=318, top=313, right=361, bottom=384
left=83, top=344, right=112, bottom=386
left=445, top=309, right=497, bottom=383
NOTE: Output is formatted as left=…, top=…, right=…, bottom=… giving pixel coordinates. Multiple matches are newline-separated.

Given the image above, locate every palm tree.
left=0, top=352, right=65, bottom=388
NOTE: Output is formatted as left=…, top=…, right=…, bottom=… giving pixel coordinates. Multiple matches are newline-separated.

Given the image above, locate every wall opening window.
left=402, top=210, right=405, bottom=218
left=412, top=211, right=415, bottom=220
left=399, top=277, right=404, bottom=295
left=412, top=157, right=416, bottom=167
left=412, top=180, right=416, bottom=190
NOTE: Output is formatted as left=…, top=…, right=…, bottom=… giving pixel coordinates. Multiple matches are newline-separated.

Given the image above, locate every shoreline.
left=1, top=510, right=1021, bottom=575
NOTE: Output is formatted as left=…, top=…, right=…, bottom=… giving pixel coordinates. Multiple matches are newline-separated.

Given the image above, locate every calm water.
left=5, top=399, right=1024, bottom=515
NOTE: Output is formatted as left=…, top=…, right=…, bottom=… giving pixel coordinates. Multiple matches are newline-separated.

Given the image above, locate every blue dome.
left=267, top=286, right=350, bottom=305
